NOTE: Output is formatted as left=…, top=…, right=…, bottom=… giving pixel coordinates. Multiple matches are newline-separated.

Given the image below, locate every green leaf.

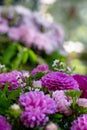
left=28, top=49, right=37, bottom=63
left=22, top=49, right=29, bottom=64
left=2, top=43, right=17, bottom=64
left=65, top=90, right=82, bottom=99
left=8, top=88, right=21, bottom=100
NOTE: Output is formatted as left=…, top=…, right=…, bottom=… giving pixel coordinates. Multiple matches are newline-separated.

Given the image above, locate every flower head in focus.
left=53, top=90, right=72, bottom=116
left=41, top=72, right=79, bottom=91
left=19, top=91, right=57, bottom=128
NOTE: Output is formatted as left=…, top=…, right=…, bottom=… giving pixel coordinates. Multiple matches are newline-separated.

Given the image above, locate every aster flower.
left=0, top=115, right=12, bottom=130
left=70, top=114, right=87, bottom=130
left=31, top=64, right=50, bottom=76
left=73, top=74, right=87, bottom=98
left=53, top=90, right=72, bottom=116
left=41, top=72, right=79, bottom=91
left=19, top=91, right=57, bottom=128
left=0, top=70, right=25, bottom=90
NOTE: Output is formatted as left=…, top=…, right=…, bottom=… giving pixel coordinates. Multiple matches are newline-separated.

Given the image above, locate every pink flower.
left=0, top=24, right=9, bottom=34
left=19, top=91, right=57, bottom=128
left=53, top=90, right=72, bottom=116
left=0, top=70, right=25, bottom=90
left=8, top=27, right=21, bottom=41
left=19, top=25, right=36, bottom=47
left=41, top=72, right=79, bottom=91
left=45, top=122, right=58, bottom=130
left=76, top=98, right=87, bottom=108
left=31, top=64, right=50, bottom=76
left=0, top=115, right=12, bottom=130
left=70, top=114, right=87, bottom=130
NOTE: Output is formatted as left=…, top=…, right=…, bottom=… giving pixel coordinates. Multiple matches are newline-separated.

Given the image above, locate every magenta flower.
left=0, top=115, right=12, bottom=130
left=53, top=90, right=72, bottom=116
left=73, top=74, right=87, bottom=98
left=31, top=64, right=50, bottom=76
left=0, top=70, right=24, bottom=90
left=41, top=72, right=79, bottom=91
left=19, top=91, right=57, bottom=128
left=70, top=114, right=87, bottom=130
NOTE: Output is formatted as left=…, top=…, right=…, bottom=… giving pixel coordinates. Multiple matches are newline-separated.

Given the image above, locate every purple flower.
left=53, top=90, right=72, bottom=116
left=31, top=64, right=50, bottom=76
left=8, top=27, right=22, bottom=41
left=0, top=70, right=24, bottom=90
left=0, top=115, right=12, bottom=130
left=70, top=114, right=87, bottom=130
left=73, top=74, right=87, bottom=98
left=19, top=91, right=57, bottom=128
left=0, top=23, right=9, bottom=34
left=19, top=25, right=36, bottom=47
left=41, top=72, right=79, bottom=91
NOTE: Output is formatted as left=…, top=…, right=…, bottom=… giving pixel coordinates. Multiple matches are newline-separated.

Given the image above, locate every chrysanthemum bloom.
left=53, top=90, right=72, bottom=116
left=45, top=122, right=58, bottom=130
left=70, top=114, right=87, bottom=130
left=41, top=72, right=79, bottom=91
left=73, top=74, right=87, bottom=98
left=0, top=70, right=25, bottom=90
left=19, top=91, right=57, bottom=128
left=76, top=98, right=87, bottom=108
left=0, top=115, right=12, bottom=130
left=31, top=64, right=50, bottom=76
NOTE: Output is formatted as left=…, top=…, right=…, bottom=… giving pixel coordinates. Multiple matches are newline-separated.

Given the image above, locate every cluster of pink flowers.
left=0, top=70, right=25, bottom=90
left=0, top=6, right=64, bottom=54
left=0, top=63, right=86, bottom=129
left=19, top=91, right=57, bottom=128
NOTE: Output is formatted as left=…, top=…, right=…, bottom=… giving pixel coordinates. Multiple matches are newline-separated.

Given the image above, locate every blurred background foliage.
left=0, top=0, right=87, bottom=74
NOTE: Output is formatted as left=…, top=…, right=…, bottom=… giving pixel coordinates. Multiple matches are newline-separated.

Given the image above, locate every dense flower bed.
left=0, top=6, right=64, bottom=55
left=0, top=60, right=87, bottom=130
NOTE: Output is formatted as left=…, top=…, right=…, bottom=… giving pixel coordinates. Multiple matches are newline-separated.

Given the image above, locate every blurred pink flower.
left=8, top=27, right=21, bottom=41
left=45, top=122, right=58, bottom=130
left=53, top=90, right=72, bottom=116
left=31, top=64, right=50, bottom=76
left=76, top=98, right=87, bottom=108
